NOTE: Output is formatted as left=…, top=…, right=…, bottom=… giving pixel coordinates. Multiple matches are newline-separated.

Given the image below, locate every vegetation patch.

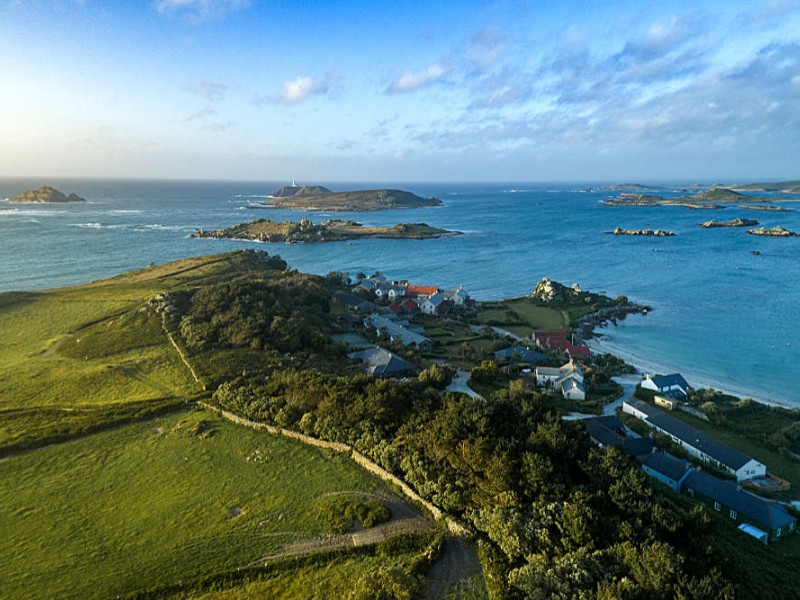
left=315, top=494, right=392, bottom=534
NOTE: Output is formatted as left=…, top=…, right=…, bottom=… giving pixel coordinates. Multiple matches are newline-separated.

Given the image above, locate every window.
left=714, top=501, right=721, bottom=511
left=730, top=510, right=737, bottom=520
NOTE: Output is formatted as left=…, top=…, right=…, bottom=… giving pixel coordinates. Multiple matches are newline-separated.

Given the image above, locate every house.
left=535, top=361, right=586, bottom=401
left=364, top=314, right=433, bottom=351
left=331, top=291, right=377, bottom=314
left=419, top=292, right=444, bottom=315
left=386, top=285, right=406, bottom=301
left=623, top=399, right=767, bottom=481
left=348, top=347, right=416, bottom=378
left=492, top=346, right=547, bottom=365
left=400, top=299, right=419, bottom=314
left=532, top=330, right=591, bottom=359
left=406, top=284, right=439, bottom=298
left=583, top=415, right=626, bottom=448
left=582, top=416, right=657, bottom=456
left=641, top=373, right=691, bottom=399
left=639, top=451, right=694, bottom=492
left=684, top=470, right=797, bottom=542
left=446, top=286, right=471, bottom=306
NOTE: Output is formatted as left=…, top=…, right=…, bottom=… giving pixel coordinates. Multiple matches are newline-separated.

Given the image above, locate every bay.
left=1, top=177, right=798, bottom=407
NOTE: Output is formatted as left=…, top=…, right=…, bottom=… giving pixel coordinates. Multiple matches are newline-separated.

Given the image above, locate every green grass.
left=0, top=409, right=390, bottom=599
left=475, top=298, right=567, bottom=333
left=0, top=252, right=287, bottom=450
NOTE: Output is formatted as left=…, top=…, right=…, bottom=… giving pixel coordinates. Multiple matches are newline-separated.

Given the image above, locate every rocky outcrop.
left=606, top=227, right=676, bottom=236
left=747, top=226, right=799, bottom=237
left=10, top=186, right=85, bottom=203
left=699, top=218, right=759, bottom=228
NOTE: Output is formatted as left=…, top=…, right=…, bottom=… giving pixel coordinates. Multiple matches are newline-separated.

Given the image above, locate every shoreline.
left=586, top=333, right=796, bottom=411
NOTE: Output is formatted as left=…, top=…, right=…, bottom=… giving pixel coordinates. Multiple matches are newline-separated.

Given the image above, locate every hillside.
left=272, top=184, right=333, bottom=197
left=263, top=188, right=442, bottom=211
left=193, top=218, right=457, bottom=242
left=10, top=186, right=85, bottom=203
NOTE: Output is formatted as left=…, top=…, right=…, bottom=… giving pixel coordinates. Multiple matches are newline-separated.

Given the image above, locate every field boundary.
left=198, top=401, right=470, bottom=537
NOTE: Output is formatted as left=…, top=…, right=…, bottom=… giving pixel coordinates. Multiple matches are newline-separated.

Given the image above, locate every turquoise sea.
left=1, top=177, right=799, bottom=407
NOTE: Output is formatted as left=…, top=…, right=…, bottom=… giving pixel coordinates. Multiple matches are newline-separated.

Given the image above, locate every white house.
left=623, top=399, right=766, bottom=481
left=641, top=373, right=691, bottom=399
left=419, top=292, right=444, bottom=315
left=448, top=286, right=470, bottom=306
left=535, top=361, right=585, bottom=401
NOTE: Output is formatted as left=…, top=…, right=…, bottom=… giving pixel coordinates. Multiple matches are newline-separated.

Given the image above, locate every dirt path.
left=251, top=490, right=436, bottom=565
left=427, top=536, right=485, bottom=599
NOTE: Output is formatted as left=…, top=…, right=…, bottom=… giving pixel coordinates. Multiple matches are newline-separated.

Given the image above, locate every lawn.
left=0, top=409, right=391, bottom=599
left=474, top=298, right=566, bottom=333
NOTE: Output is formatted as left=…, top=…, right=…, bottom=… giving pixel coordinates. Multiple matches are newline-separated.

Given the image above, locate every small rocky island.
left=606, top=227, right=676, bottom=237
left=10, top=186, right=85, bottom=203
left=747, top=226, right=799, bottom=238
left=256, top=183, right=442, bottom=211
left=699, top=218, right=759, bottom=228
left=193, top=218, right=459, bottom=243
left=604, top=185, right=800, bottom=209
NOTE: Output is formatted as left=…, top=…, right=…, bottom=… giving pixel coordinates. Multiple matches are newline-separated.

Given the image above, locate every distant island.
left=747, top=226, right=799, bottom=238
left=256, top=183, right=442, bottom=211
left=604, top=185, right=800, bottom=209
left=729, top=180, right=800, bottom=194
left=699, top=218, right=759, bottom=228
left=10, top=186, right=85, bottom=203
left=192, top=218, right=458, bottom=243
left=605, top=227, right=676, bottom=237
left=599, top=183, right=662, bottom=191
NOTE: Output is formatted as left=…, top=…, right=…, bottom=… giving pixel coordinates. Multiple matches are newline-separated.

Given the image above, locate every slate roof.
left=650, top=373, right=690, bottom=391
left=493, top=346, right=547, bottom=364
left=625, top=399, right=753, bottom=471
left=685, top=471, right=797, bottom=532
left=640, top=452, right=693, bottom=483
left=332, top=291, right=377, bottom=313
left=348, top=347, right=416, bottom=377
left=623, top=437, right=658, bottom=457
left=364, top=314, right=432, bottom=348
left=583, top=417, right=624, bottom=447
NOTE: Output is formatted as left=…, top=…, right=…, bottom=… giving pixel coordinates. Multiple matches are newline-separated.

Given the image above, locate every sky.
left=1, top=0, right=799, bottom=183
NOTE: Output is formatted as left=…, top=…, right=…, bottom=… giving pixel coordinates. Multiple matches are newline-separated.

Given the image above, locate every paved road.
left=446, top=369, right=484, bottom=400
left=563, top=373, right=643, bottom=421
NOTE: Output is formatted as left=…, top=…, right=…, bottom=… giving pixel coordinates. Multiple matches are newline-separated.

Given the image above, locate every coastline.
left=586, top=333, right=796, bottom=411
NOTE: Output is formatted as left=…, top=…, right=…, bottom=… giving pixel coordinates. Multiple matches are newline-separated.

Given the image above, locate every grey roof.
left=685, top=471, right=797, bottom=532
left=332, top=291, right=376, bottom=313
left=626, top=399, right=753, bottom=471
left=364, top=314, right=432, bottom=348
left=493, top=346, right=547, bottom=364
left=651, top=373, right=690, bottom=391
left=640, top=451, right=693, bottom=483
left=623, top=437, right=658, bottom=457
left=347, top=347, right=416, bottom=377
left=583, top=417, right=624, bottom=447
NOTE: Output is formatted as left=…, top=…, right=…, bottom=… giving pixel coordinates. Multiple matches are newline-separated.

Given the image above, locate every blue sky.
left=1, top=0, right=799, bottom=182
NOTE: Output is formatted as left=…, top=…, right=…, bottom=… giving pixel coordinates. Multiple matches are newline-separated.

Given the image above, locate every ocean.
left=1, top=177, right=799, bottom=407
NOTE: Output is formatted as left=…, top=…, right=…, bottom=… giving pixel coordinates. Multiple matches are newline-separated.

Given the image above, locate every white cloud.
left=154, top=0, right=250, bottom=22
left=387, top=61, right=451, bottom=93
left=275, top=75, right=330, bottom=103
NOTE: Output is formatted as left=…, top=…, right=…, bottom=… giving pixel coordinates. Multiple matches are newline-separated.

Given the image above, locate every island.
left=256, top=187, right=442, bottom=211
left=192, top=218, right=459, bottom=243
left=599, top=183, right=663, bottom=191
left=740, top=204, right=794, bottom=212
left=747, top=225, right=799, bottom=238
left=271, top=182, right=333, bottom=197
left=730, top=180, right=800, bottom=194
left=603, top=185, right=800, bottom=209
left=605, top=227, right=676, bottom=237
left=10, top=186, right=85, bottom=203
left=699, top=218, right=759, bottom=228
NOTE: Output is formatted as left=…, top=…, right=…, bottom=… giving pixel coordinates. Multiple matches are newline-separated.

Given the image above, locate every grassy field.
left=474, top=298, right=567, bottom=335
left=0, top=409, right=394, bottom=599
left=0, top=252, right=284, bottom=451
